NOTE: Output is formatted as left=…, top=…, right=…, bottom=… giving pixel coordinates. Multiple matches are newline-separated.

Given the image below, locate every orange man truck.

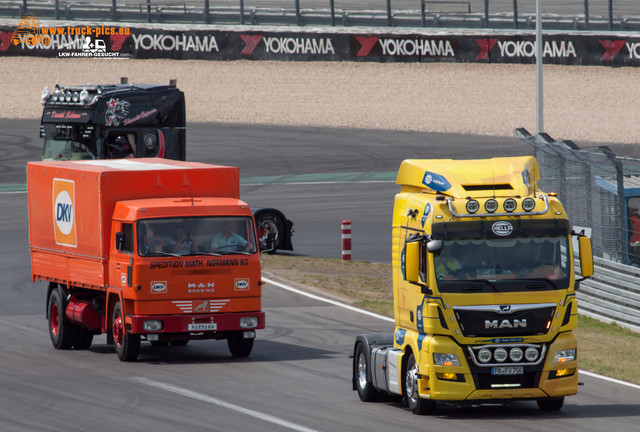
left=28, top=158, right=265, bottom=361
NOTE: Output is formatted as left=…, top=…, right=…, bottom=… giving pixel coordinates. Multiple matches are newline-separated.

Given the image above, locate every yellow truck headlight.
left=553, top=348, right=576, bottom=363
left=433, top=353, right=461, bottom=367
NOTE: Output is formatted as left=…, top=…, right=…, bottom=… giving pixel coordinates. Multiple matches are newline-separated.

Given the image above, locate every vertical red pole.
left=341, top=220, right=351, bottom=261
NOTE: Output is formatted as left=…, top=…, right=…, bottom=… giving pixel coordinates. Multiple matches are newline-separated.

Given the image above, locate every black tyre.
left=537, top=397, right=564, bottom=411
left=112, top=301, right=140, bottom=362
left=405, top=353, right=436, bottom=415
left=255, top=212, right=284, bottom=253
left=227, top=332, right=254, bottom=358
left=48, top=287, right=77, bottom=350
left=355, top=343, right=381, bottom=402
left=73, top=328, right=94, bottom=350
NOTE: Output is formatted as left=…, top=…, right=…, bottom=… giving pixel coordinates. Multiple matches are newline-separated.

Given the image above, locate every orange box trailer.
left=27, top=158, right=264, bottom=361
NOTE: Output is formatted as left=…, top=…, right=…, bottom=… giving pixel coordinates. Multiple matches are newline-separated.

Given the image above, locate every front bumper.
left=422, top=332, right=578, bottom=401
left=128, top=311, right=265, bottom=334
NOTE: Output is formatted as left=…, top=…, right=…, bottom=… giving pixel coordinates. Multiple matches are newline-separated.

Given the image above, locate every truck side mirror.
left=260, top=232, right=276, bottom=255
left=577, top=236, right=594, bottom=280
left=405, top=241, right=420, bottom=283
left=427, top=239, right=443, bottom=254
left=115, top=232, right=125, bottom=251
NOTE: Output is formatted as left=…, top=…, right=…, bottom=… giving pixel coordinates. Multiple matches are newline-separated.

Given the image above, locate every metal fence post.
left=484, top=0, right=489, bottom=28
left=601, top=146, right=628, bottom=264
left=204, top=0, right=210, bottom=24
left=608, top=0, right=613, bottom=30
left=240, top=0, right=244, bottom=24
left=387, top=0, right=392, bottom=27
left=330, top=0, right=335, bottom=26
left=111, top=0, right=117, bottom=21
left=21, top=0, right=27, bottom=14
left=421, top=0, right=425, bottom=27
left=584, top=0, right=590, bottom=30
left=146, top=0, right=151, bottom=23
left=295, top=0, right=302, bottom=26
left=512, top=0, right=518, bottom=29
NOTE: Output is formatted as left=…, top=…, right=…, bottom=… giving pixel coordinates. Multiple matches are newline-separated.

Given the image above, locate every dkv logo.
left=234, top=278, right=250, bottom=291
left=53, top=178, right=77, bottom=247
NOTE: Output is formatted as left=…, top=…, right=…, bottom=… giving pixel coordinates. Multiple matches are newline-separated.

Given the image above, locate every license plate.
left=492, top=366, right=524, bottom=375
left=188, top=323, right=217, bottom=331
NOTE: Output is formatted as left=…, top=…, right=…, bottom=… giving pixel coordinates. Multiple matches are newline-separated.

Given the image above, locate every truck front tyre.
left=227, top=332, right=254, bottom=358
left=112, top=301, right=140, bottom=362
left=355, top=342, right=381, bottom=402
left=405, top=353, right=436, bottom=415
left=48, top=288, right=77, bottom=350
left=537, top=397, right=564, bottom=411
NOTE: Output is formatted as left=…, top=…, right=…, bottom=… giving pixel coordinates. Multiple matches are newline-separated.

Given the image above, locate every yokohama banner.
left=1, top=24, right=639, bottom=66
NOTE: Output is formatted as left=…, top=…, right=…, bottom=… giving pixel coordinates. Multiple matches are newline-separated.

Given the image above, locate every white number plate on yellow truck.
left=492, top=366, right=524, bottom=375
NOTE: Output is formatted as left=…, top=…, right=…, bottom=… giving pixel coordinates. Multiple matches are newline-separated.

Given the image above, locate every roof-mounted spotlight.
left=522, top=197, right=536, bottom=212
left=484, top=199, right=498, bottom=213
left=503, top=198, right=517, bottom=213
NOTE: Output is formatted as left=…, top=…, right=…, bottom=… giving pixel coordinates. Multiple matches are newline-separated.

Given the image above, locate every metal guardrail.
left=2, top=0, right=640, bottom=31
left=578, top=257, right=640, bottom=333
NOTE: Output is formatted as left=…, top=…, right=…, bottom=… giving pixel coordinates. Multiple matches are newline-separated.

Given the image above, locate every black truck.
left=39, top=79, right=293, bottom=252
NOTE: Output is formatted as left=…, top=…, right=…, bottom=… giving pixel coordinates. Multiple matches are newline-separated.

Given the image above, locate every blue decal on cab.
left=522, top=169, right=531, bottom=188
left=417, top=333, right=427, bottom=352
left=422, top=171, right=451, bottom=192
left=416, top=297, right=426, bottom=333
left=395, top=328, right=407, bottom=345
left=421, top=203, right=431, bottom=228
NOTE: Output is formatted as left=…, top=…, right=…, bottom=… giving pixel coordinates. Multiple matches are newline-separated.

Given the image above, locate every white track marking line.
left=579, top=370, right=640, bottom=391
left=263, top=277, right=640, bottom=392
left=263, top=276, right=394, bottom=323
left=132, top=377, right=322, bottom=432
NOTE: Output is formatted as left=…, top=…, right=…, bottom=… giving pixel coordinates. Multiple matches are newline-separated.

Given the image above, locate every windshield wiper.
left=452, top=279, right=499, bottom=292
left=525, top=278, right=559, bottom=290
left=217, top=250, right=252, bottom=255
left=198, top=252, right=222, bottom=256
left=147, top=251, right=180, bottom=257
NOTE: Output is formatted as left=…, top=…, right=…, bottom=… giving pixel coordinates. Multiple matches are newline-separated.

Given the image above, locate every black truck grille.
left=454, top=304, right=556, bottom=337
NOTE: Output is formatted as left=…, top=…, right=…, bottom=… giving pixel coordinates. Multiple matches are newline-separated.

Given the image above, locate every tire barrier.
left=1, top=23, right=640, bottom=66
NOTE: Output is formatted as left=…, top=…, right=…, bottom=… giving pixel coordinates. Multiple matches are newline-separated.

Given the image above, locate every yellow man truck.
left=352, top=156, right=593, bottom=413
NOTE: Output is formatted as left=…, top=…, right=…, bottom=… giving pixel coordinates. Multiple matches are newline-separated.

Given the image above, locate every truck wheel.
left=73, top=329, right=94, bottom=350
left=255, top=212, right=284, bottom=253
left=355, top=342, right=381, bottom=402
left=112, top=301, right=140, bottom=362
left=48, top=288, right=77, bottom=350
left=537, top=397, right=564, bottom=411
left=405, top=353, right=436, bottom=415
left=227, top=332, right=254, bottom=358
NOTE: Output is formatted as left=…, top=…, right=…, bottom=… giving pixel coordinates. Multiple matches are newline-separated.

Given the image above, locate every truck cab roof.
left=396, top=156, right=540, bottom=199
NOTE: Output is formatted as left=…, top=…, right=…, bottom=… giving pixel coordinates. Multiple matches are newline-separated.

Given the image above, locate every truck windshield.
left=43, top=139, right=96, bottom=161
left=434, top=236, right=570, bottom=291
left=137, top=216, right=257, bottom=257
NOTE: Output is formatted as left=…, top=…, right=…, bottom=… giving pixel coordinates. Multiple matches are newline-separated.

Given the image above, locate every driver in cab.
left=210, top=221, right=252, bottom=253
